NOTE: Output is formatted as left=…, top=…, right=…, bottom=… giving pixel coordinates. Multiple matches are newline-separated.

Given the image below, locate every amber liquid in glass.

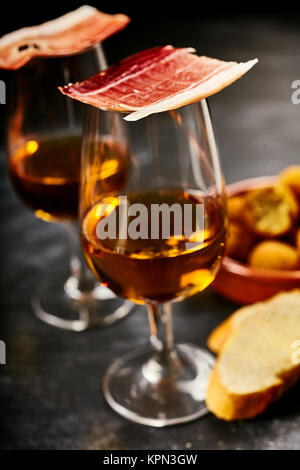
left=8, top=135, right=81, bottom=222
left=82, top=189, right=225, bottom=304
left=9, top=135, right=129, bottom=223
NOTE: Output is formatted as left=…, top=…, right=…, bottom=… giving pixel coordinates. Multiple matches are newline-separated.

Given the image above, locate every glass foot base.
left=64, top=275, right=116, bottom=301
left=32, top=275, right=133, bottom=331
left=103, top=343, right=214, bottom=427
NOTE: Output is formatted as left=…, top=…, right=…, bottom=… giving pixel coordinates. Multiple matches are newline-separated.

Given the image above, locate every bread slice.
left=207, top=300, right=269, bottom=354
left=206, top=290, right=300, bottom=420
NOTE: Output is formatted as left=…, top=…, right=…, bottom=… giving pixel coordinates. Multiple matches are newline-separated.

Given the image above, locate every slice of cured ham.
left=59, top=46, right=258, bottom=121
left=0, top=6, right=130, bottom=70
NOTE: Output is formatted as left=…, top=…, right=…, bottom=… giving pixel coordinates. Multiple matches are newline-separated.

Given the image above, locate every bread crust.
left=206, top=362, right=300, bottom=421
left=206, top=290, right=300, bottom=421
left=206, top=365, right=282, bottom=421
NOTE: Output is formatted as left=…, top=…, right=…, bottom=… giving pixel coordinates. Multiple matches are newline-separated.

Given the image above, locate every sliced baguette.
left=206, top=290, right=300, bottom=420
left=207, top=300, right=269, bottom=354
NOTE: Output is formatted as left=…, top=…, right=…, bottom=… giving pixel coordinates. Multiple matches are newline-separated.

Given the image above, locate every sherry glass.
left=7, top=45, right=132, bottom=331
left=80, top=100, right=226, bottom=425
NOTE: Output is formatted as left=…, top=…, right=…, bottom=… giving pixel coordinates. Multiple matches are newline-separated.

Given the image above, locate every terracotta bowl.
left=212, top=176, right=300, bottom=304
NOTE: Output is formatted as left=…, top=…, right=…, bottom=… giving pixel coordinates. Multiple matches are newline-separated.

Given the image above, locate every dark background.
left=1, top=3, right=300, bottom=450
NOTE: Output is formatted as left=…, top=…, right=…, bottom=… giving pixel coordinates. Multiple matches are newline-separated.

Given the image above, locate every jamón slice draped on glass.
left=0, top=6, right=130, bottom=70
left=59, top=45, right=258, bottom=121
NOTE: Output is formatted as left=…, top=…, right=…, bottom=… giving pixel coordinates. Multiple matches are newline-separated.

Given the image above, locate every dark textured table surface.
left=1, top=16, right=300, bottom=450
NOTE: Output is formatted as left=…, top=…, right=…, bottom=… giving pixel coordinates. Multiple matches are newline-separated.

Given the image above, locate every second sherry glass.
left=7, top=45, right=133, bottom=331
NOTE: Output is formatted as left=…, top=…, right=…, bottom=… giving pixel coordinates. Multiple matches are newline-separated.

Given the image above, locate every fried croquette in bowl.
left=227, top=195, right=245, bottom=222
left=248, top=240, right=299, bottom=271
left=243, top=185, right=298, bottom=237
left=279, top=165, right=300, bottom=197
left=296, top=228, right=300, bottom=251
left=212, top=176, right=300, bottom=304
left=226, top=221, right=255, bottom=262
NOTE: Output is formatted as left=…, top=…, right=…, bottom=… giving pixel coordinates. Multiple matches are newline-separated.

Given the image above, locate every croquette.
left=295, top=227, right=300, bottom=251
left=248, top=240, right=299, bottom=270
left=279, top=165, right=300, bottom=197
left=243, top=185, right=298, bottom=237
left=226, top=221, right=255, bottom=262
left=227, top=195, right=245, bottom=221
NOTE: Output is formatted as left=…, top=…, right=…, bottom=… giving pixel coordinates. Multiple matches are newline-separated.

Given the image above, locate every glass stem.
left=65, top=222, right=96, bottom=293
left=144, top=303, right=182, bottom=382
left=148, top=303, right=174, bottom=353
